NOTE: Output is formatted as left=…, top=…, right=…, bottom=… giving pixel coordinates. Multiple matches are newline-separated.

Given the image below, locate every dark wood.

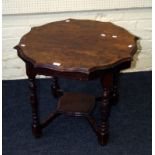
left=40, top=111, right=61, bottom=129
left=51, top=76, right=63, bottom=98
left=57, top=92, right=95, bottom=116
left=98, top=73, right=113, bottom=145
left=14, top=19, right=138, bottom=146
left=14, top=19, right=138, bottom=80
left=26, top=63, right=42, bottom=138
left=96, top=71, right=120, bottom=105
left=28, top=77, right=42, bottom=138
left=111, top=71, right=120, bottom=104
left=85, top=115, right=99, bottom=134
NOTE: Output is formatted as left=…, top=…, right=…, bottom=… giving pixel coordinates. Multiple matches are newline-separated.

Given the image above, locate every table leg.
left=111, top=71, right=120, bottom=104
left=28, top=77, right=42, bottom=138
left=51, top=76, right=63, bottom=98
left=98, top=73, right=112, bottom=145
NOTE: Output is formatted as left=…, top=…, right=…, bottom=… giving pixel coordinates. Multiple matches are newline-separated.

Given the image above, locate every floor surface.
left=2, top=71, right=152, bottom=155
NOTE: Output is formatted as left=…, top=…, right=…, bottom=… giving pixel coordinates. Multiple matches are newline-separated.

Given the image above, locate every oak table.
left=14, top=19, right=138, bottom=145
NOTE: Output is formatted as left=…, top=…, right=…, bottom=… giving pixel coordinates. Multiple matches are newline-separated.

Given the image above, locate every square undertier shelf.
left=57, top=92, right=96, bottom=116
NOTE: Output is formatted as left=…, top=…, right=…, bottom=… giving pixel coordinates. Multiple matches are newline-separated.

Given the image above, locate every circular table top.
left=15, top=19, right=138, bottom=75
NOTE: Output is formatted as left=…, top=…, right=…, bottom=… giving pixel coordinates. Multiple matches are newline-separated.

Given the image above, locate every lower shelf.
left=57, top=92, right=95, bottom=115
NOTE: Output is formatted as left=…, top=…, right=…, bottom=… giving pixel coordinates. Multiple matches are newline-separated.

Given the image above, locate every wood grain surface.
left=15, top=19, right=138, bottom=74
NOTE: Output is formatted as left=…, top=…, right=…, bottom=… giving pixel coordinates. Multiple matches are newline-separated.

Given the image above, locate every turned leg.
left=111, top=71, right=120, bottom=104
left=26, top=63, right=42, bottom=138
left=28, top=78, right=42, bottom=138
left=51, top=76, right=63, bottom=98
left=98, top=73, right=112, bottom=145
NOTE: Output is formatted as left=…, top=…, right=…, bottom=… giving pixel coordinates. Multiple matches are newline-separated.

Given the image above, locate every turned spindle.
left=28, top=78, right=42, bottom=138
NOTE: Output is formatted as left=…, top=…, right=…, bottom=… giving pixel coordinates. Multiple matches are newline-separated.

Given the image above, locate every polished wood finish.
left=28, top=78, right=42, bottom=138
left=57, top=92, right=95, bottom=116
left=14, top=19, right=138, bottom=80
left=99, top=73, right=113, bottom=145
left=14, top=19, right=138, bottom=145
left=26, top=63, right=42, bottom=138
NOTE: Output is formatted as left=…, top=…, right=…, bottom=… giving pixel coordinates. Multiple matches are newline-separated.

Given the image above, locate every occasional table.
left=14, top=19, right=138, bottom=145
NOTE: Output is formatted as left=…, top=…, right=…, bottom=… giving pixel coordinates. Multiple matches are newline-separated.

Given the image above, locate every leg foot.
left=98, top=132, right=109, bottom=145
left=32, top=125, right=42, bottom=138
